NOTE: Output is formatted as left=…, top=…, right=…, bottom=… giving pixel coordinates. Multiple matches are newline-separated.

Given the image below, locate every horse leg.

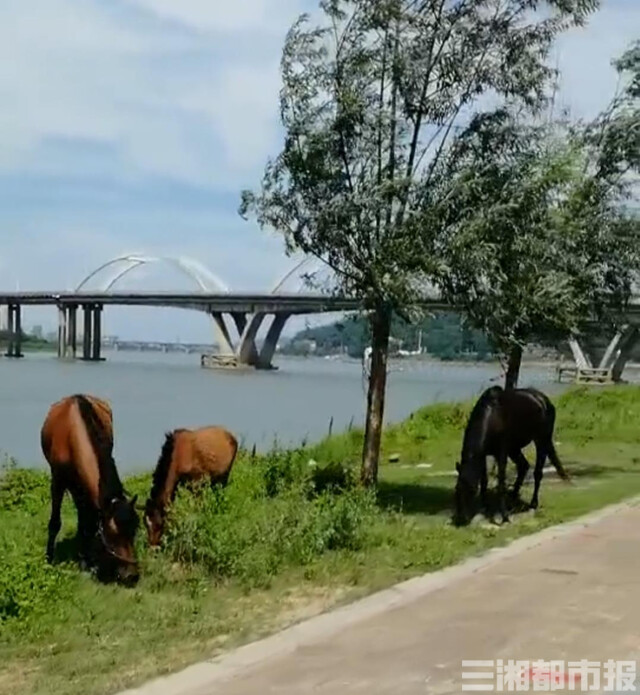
left=496, top=446, right=510, bottom=524
left=530, top=442, right=546, bottom=510
left=213, top=470, right=231, bottom=489
left=479, top=457, right=490, bottom=516
left=76, top=499, right=96, bottom=571
left=509, top=450, right=530, bottom=502
left=47, top=474, right=65, bottom=563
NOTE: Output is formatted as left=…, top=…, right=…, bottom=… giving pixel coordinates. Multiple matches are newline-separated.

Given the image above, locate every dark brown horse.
left=453, top=386, right=569, bottom=527
left=144, top=426, right=238, bottom=546
left=41, top=394, right=140, bottom=585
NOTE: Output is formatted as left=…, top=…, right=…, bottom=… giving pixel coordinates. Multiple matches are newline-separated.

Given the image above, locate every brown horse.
left=144, top=426, right=238, bottom=546
left=41, top=394, right=140, bottom=586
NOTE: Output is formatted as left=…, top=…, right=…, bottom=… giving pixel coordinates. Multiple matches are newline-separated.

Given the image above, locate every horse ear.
left=456, top=461, right=461, bottom=473
left=130, top=494, right=138, bottom=507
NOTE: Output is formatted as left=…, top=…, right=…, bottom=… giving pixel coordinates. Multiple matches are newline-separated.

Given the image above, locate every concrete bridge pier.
left=231, top=312, right=260, bottom=366
left=4, top=304, right=23, bottom=358
left=210, top=311, right=237, bottom=357
left=92, top=304, right=102, bottom=360
left=567, top=325, right=640, bottom=383
left=237, top=312, right=266, bottom=367
left=80, top=303, right=104, bottom=361
left=57, top=304, right=78, bottom=359
left=57, top=306, right=67, bottom=358
left=201, top=310, right=290, bottom=370
left=611, top=326, right=639, bottom=382
left=256, top=313, right=290, bottom=369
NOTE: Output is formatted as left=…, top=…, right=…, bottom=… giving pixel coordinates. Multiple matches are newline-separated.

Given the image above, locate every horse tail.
left=545, top=401, right=570, bottom=482
left=224, top=430, right=239, bottom=465
left=73, top=394, right=123, bottom=500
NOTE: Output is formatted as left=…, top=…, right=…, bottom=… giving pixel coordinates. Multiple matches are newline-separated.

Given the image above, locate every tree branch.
left=376, top=27, right=390, bottom=243
left=385, top=21, right=401, bottom=233
left=422, top=0, right=506, bottom=190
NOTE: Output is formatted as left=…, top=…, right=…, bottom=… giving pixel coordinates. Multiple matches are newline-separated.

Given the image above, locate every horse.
left=41, top=394, right=140, bottom=586
left=144, top=425, right=238, bottom=547
left=453, top=385, right=569, bottom=527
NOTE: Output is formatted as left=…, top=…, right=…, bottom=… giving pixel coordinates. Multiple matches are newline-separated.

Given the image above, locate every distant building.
left=32, top=325, right=43, bottom=339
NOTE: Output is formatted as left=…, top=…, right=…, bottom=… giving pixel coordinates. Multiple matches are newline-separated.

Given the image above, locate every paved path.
left=120, top=499, right=640, bottom=695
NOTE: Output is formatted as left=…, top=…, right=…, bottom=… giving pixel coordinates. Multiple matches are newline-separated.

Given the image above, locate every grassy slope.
left=1, top=386, right=640, bottom=695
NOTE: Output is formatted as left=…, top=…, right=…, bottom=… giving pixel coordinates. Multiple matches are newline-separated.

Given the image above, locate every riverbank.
left=1, top=385, right=640, bottom=695
left=0, top=342, right=56, bottom=354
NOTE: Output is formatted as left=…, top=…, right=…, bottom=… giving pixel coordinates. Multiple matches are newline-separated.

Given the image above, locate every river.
left=0, top=351, right=563, bottom=472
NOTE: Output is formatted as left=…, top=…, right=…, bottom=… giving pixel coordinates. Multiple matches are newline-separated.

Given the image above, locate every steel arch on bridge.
left=73, top=254, right=335, bottom=368
left=76, top=253, right=325, bottom=296
left=75, top=254, right=231, bottom=294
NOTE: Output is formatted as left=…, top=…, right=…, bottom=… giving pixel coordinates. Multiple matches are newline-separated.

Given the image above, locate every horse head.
left=452, top=461, right=477, bottom=527
left=143, top=497, right=166, bottom=548
left=99, top=494, right=140, bottom=586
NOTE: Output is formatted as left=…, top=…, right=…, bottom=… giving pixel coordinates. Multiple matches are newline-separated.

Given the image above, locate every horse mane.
left=461, top=386, right=504, bottom=455
left=471, top=385, right=504, bottom=414
left=149, top=431, right=181, bottom=505
left=73, top=394, right=124, bottom=504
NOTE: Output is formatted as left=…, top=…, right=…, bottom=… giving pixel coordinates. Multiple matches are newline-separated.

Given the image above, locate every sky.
left=0, top=0, right=638, bottom=342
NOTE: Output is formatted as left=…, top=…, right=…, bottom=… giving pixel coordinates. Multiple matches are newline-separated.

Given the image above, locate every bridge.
left=0, top=254, right=374, bottom=369
left=0, top=253, right=639, bottom=375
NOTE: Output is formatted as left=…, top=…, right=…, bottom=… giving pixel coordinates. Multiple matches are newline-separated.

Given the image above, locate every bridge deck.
left=0, top=292, right=457, bottom=315
left=0, top=292, right=364, bottom=313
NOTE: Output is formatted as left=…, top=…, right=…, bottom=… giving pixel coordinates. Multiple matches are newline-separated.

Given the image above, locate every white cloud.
left=0, top=0, right=636, bottom=189
left=181, top=62, right=283, bottom=176
left=554, top=3, right=639, bottom=120
left=128, top=0, right=304, bottom=34
left=0, top=0, right=305, bottom=187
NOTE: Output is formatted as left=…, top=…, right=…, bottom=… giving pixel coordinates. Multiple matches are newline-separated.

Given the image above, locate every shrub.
left=0, top=463, right=49, bottom=514
left=0, top=555, right=70, bottom=624
left=310, top=461, right=357, bottom=496
left=163, top=457, right=377, bottom=589
left=259, top=448, right=308, bottom=497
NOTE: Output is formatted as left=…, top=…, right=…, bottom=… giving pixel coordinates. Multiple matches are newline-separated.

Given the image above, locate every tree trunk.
left=361, top=305, right=391, bottom=487
left=504, top=344, right=523, bottom=390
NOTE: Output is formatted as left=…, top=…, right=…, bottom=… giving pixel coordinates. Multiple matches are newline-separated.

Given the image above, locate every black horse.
left=453, top=386, right=569, bottom=526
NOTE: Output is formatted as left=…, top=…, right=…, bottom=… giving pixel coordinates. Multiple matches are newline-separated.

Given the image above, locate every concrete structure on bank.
left=565, top=327, right=640, bottom=383
left=1, top=254, right=639, bottom=374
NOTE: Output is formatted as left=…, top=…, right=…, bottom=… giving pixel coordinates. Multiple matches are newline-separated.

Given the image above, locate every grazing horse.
left=41, top=394, right=140, bottom=586
left=453, top=386, right=569, bottom=527
left=144, top=426, right=238, bottom=546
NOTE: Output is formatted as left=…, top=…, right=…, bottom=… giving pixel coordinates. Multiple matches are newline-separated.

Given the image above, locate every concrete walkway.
left=120, top=499, right=640, bottom=695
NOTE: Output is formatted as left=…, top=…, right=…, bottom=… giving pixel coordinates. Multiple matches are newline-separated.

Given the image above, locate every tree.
left=424, top=42, right=639, bottom=389
left=240, top=0, right=599, bottom=484
left=588, top=40, right=640, bottom=184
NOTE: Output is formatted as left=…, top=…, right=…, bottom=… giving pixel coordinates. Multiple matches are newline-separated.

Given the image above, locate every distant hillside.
left=281, top=312, right=494, bottom=361
left=282, top=312, right=640, bottom=365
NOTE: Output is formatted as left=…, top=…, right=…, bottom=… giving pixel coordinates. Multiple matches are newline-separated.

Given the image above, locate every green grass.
left=2, top=385, right=640, bottom=695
